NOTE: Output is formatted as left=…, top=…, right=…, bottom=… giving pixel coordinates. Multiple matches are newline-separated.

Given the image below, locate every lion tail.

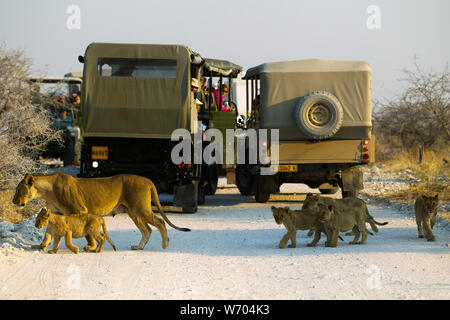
left=101, top=220, right=117, bottom=251
left=150, top=182, right=191, bottom=232
left=365, top=206, right=388, bottom=233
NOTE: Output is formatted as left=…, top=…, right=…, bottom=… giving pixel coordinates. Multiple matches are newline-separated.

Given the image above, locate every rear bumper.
left=276, top=138, right=374, bottom=164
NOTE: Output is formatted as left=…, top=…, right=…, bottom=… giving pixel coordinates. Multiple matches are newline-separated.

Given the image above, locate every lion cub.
left=318, top=202, right=369, bottom=247
left=271, top=206, right=328, bottom=248
left=415, top=194, right=439, bottom=241
left=34, top=208, right=117, bottom=254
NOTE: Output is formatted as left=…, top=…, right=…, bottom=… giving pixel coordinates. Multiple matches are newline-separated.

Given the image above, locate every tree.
left=373, top=60, right=449, bottom=162
left=0, top=44, right=61, bottom=188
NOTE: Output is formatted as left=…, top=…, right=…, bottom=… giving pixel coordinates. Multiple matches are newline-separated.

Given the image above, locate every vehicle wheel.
left=342, top=190, right=359, bottom=198
left=235, top=165, right=253, bottom=195
left=254, top=177, right=270, bottom=203
left=295, top=91, right=344, bottom=140
left=319, top=186, right=339, bottom=195
left=254, top=186, right=270, bottom=203
left=197, top=185, right=205, bottom=205
left=204, top=164, right=218, bottom=195
left=63, top=137, right=75, bottom=166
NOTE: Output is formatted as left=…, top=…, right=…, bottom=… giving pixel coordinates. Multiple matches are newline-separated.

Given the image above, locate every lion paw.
left=70, top=247, right=79, bottom=254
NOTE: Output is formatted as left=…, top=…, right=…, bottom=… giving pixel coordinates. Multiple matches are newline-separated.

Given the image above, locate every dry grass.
left=375, top=149, right=449, bottom=223
left=381, top=150, right=449, bottom=201
left=0, top=189, right=44, bottom=224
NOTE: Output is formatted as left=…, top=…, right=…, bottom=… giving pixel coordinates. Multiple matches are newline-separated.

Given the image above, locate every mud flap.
left=173, top=181, right=198, bottom=213
left=341, top=167, right=363, bottom=192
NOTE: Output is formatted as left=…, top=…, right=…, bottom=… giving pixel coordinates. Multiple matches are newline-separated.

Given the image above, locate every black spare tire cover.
left=295, top=91, right=344, bottom=140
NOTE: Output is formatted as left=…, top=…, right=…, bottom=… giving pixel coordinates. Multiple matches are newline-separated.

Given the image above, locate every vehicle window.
left=97, top=58, right=177, bottom=78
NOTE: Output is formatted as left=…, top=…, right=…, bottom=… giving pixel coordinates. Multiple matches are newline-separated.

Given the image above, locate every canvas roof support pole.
left=255, top=76, right=258, bottom=99
left=251, top=77, right=254, bottom=112
left=228, top=75, right=232, bottom=106
left=208, top=71, right=213, bottom=111
left=219, top=75, right=223, bottom=110
left=246, top=78, right=249, bottom=118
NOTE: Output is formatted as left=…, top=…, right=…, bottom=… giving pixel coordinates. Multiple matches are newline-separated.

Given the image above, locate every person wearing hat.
left=194, top=98, right=203, bottom=112
left=191, top=78, right=200, bottom=110
left=191, top=78, right=199, bottom=92
left=193, top=98, right=207, bottom=139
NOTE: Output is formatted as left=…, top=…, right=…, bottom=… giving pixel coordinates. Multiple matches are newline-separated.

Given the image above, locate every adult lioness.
left=13, top=173, right=190, bottom=250
left=303, top=194, right=387, bottom=233
left=415, top=194, right=439, bottom=241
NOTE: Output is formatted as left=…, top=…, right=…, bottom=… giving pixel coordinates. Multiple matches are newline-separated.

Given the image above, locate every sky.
left=0, top=0, right=449, bottom=101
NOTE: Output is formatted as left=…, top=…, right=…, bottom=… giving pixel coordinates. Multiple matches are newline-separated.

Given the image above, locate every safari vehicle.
left=198, top=58, right=243, bottom=187
left=237, top=59, right=375, bottom=202
left=77, top=43, right=242, bottom=212
left=29, top=76, right=82, bottom=166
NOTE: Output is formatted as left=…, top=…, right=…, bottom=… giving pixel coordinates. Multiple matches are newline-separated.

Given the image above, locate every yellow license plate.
left=91, top=146, right=108, bottom=160
left=277, top=164, right=298, bottom=172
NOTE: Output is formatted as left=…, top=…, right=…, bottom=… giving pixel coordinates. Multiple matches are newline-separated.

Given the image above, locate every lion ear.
left=24, top=174, right=35, bottom=186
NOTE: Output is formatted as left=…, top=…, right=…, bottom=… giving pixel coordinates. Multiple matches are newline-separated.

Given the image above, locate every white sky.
left=0, top=0, right=449, bottom=100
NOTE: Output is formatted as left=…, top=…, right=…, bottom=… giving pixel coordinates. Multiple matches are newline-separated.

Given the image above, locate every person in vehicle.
left=113, top=64, right=135, bottom=77
left=71, top=93, right=81, bottom=105
left=202, top=85, right=216, bottom=111
left=194, top=98, right=203, bottom=112
left=221, top=84, right=229, bottom=111
left=191, top=78, right=200, bottom=110
left=200, top=76, right=207, bottom=91
left=60, top=95, right=66, bottom=104
left=213, top=84, right=229, bottom=111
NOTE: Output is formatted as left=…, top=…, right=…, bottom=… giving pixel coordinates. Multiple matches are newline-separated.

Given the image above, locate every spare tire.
left=295, top=91, right=344, bottom=140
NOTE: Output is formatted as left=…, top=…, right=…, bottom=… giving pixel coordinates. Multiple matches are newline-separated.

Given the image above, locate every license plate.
left=277, top=164, right=298, bottom=172
left=91, top=146, right=108, bottom=160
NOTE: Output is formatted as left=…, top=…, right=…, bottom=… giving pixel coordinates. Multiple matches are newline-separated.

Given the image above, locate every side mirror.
left=78, top=55, right=85, bottom=63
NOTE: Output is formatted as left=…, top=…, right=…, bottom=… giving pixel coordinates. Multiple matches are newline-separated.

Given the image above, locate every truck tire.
left=319, top=186, right=339, bottom=195
left=235, top=165, right=253, bottom=196
left=204, top=164, right=218, bottom=195
left=342, top=190, right=359, bottom=198
left=295, top=91, right=344, bottom=140
left=198, top=185, right=205, bottom=205
left=63, top=137, right=75, bottom=167
left=254, top=176, right=270, bottom=203
left=254, top=185, right=270, bottom=203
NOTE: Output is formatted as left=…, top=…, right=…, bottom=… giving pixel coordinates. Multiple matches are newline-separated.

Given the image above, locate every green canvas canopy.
left=203, top=58, right=242, bottom=77
left=244, top=59, right=372, bottom=140
left=81, top=43, right=194, bottom=139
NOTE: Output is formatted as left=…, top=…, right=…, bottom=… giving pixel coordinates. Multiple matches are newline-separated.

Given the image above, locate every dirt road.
left=1, top=181, right=449, bottom=300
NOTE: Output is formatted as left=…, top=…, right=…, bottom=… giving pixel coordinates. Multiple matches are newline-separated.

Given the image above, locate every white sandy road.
left=0, top=182, right=449, bottom=300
